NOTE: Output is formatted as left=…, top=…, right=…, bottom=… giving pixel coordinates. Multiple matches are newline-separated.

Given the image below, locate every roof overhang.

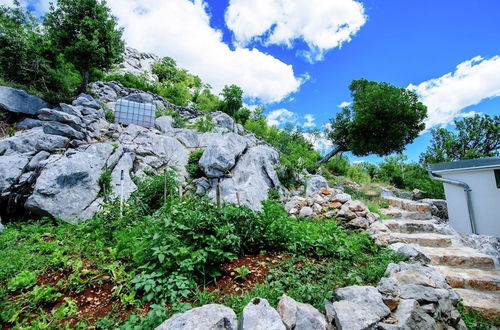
left=429, top=157, right=500, bottom=174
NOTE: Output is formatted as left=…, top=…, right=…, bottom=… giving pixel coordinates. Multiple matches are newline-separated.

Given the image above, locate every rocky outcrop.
left=154, top=262, right=465, bottom=329
left=119, top=47, right=159, bottom=78
left=0, top=88, right=282, bottom=221
left=0, top=86, right=49, bottom=116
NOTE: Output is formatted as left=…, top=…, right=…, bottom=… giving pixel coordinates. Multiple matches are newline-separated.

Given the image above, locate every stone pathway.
left=381, top=197, right=500, bottom=320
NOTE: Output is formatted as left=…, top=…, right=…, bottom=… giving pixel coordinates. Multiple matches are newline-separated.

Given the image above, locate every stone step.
left=421, top=247, right=496, bottom=269
left=454, top=288, right=500, bottom=320
left=386, top=233, right=453, bottom=247
left=433, top=266, right=500, bottom=291
left=382, top=207, right=432, bottom=220
left=383, top=219, right=444, bottom=234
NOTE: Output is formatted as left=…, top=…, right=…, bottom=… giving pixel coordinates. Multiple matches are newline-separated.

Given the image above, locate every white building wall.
left=441, top=168, right=500, bottom=237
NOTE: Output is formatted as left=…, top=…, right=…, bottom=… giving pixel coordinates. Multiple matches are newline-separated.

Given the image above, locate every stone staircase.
left=380, top=197, right=500, bottom=320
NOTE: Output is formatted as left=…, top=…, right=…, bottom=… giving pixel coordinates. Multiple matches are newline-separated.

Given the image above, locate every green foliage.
left=324, top=79, right=427, bottom=162
left=156, top=106, right=188, bottom=128
left=0, top=4, right=81, bottom=103
left=98, top=169, right=112, bottom=198
left=457, top=301, right=500, bottom=329
left=234, top=266, right=250, bottom=280
left=189, top=115, right=215, bottom=132
left=220, top=84, right=243, bottom=117
left=44, top=0, right=125, bottom=91
left=7, top=270, right=37, bottom=291
left=29, top=284, right=63, bottom=306
left=104, top=106, right=115, bottom=123
left=325, top=154, right=350, bottom=176
left=186, top=149, right=205, bottom=179
left=235, top=107, right=251, bottom=125
left=194, top=88, right=220, bottom=113
left=420, top=114, right=500, bottom=165
left=105, top=72, right=158, bottom=93
left=346, top=165, right=372, bottom=184
left=377, top=155, right=444, bottom=199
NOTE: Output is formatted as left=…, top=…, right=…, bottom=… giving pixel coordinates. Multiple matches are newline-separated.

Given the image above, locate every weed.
left=8, top=270, right=37, bottom=291
left=234, top=266, right=251, bottom=280
left=186, top=149, right=205, bottom=179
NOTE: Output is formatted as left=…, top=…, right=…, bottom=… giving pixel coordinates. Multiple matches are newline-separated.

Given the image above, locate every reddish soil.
left=204, top=253, right=288, bottom=295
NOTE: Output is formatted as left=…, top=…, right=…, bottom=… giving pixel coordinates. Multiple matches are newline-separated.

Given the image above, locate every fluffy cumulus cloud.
left=303, top=132, right=332, bottom=155
left=103, top=0, right=302, bottom=103
left=303, top=114, right=316, bottom=128
left=266, top=109, right=298, bottom=126
left=408, top=55, right=500, bottom=129
left=225, top=0, right=366, bottom=62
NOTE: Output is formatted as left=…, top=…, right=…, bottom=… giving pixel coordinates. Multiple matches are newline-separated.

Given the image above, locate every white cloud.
left=104, top=0, right=302, bottom=103
left=267, top=109, right=298, bottom=126
left=408, top=55, right=500, bottom=129
left=225, top=0, right=366, bottom=62
left=303, top=132, right=332, bottom=155
left=303, top=114, right=316, bottom=128
left=338, top=101, right=351, bottom=108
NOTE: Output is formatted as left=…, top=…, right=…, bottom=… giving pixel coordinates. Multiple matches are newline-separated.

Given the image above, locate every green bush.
left=189, top=115, right=215, bottom=133
left=186, top=149, right=205, bottom=179
left=346, top=165, right=371, bottom=184
left=104, top=72, right=158, bottom=94
left=325, top=154, right=350, bottom=176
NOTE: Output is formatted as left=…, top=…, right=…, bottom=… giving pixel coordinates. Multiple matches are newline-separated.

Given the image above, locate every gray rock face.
left=459, top=232, right=500, bottom=266
left=211, top=111, right=236, bottom=133
left=0, top=220, right=4, bottom=233
left=305, top=175, right=328, bottom=196
left=0, top=86, right=49, bottom=115
left=155, top=304, right=237, bottom=330
left=43, top=121, right=85, bottom=140
left=110, top=153, right=137, bottom=200
left=277, top=295, right=327, bottom=330
left=200, top=133, right=249, bottom=178
left=0, top=154, right=29, bottom=191
left=299, top=207, right=313, bottom=217
left=240, top=298, right=285, bottom=330
left=377, top=277, right=401, bottom=311
left=120, top=47, right=159, bottom=78
left=0, top=128, right=69, bottom=156
left=335, top=285, right=391, bottom=320
left=16, top=118, right=44, bottom=130
left=25, top=143, right=114, bottom=222
left=207, top=145, right=280, bottom=210
left=420, top=199, right=448, bottom=220
left=331, top=300, right=381, bottom=330
left=394, top=243, right=431, bottom=263
left=155, top=116, right=173, bottom=133
left=391, top=299, right=436, bottom=330
left=38, top=108, right=82, bottom=125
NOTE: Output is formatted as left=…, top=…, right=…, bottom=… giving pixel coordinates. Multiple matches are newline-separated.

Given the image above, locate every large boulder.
left=276, top=294, right=327, bottom=330
left=329, top=300, right=381, bottom=330
left=155, top=304, right=237, bottom=330
left=207, top=145, right=280, bottom=210
left=335, top=285, right=391, bottom=320
left=0, top=86, right=49, bottom=115
left=24, top=143, right=114, bottom=222
left=0, top=128, right=69, bottom=156
left=199, top=133, right=249, bottom=178
left=305, top=175, right=328, bottom=196
left=240, top=298, right=285, bottom=330
left=381, top=299, right=436, bottom=330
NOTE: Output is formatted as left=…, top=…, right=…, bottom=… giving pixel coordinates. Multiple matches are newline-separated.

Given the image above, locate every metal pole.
left=164, top=169, right=167, bottom=205
left=120, top=169, right=124, bottom=217
left=236, top=192, right=240, bottom=206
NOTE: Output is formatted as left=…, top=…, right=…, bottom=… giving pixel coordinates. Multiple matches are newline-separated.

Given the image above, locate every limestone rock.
left=25, top=143, right=114, bottom=222
left=335, top=285, right=391, bottom=320
left=155, top=304, right=237, bottom=330
left=0, top=86, right=49, bottom=115
left=277, top=295, right=327, bottom=330
left=16, top=118, right=44, bottom=130
left=377, top=277, right=400, bottom=311
left=43, top=121, right=85, bottom=140
left=390, top=299, right=436, bottom=330
left=300, top=207, right=314, bottom=217
left=240, top=298, right=285, bottom=330
left=0, top=154, right=29, bottom=191
left=305, top=175, right=329, bottom=196
left=331, top=300, right=381, bottom=330
left=0, top=128, right=69, bottom=156
left=38, top=108, right=82, bottom=125
left=155, top=116, right=173, bottom=133
left=199, top=133, right=248, bottom=178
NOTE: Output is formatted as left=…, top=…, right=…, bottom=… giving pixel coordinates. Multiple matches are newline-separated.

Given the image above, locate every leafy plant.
left=187, top=149, right=205, bottom=179
left=98, top=169, right=112, bottom=198
left=8, top=270, right=37, bottom=291
left=234, top=266, right=250, bottom=280
left=29, top=284, right=63, bottom=306
left=190, top=115, right=215, bottom=132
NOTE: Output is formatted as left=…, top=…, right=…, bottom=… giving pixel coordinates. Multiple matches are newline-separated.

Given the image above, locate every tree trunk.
left=317, top=145, right=345, bottom=165
left=81, top=70, right=89, bottom=93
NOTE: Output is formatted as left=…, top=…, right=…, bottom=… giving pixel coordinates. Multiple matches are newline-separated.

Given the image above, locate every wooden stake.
left=236, top=192, right=241, bottom=206
left=216, top=179, right=222, bottom=209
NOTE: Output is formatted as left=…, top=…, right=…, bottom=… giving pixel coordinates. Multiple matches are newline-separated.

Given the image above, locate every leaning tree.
left=319, top=79, right=427, bottom=164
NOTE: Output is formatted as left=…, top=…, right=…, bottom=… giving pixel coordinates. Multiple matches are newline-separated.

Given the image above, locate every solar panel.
left=114, top=99, right=156, bottom=128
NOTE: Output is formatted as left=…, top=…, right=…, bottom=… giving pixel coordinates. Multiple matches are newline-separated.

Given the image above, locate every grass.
left=456, top=302, right=500, bottom=329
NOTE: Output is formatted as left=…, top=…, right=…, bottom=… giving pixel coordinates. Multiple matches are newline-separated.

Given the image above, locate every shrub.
left=189, top=115, right=215, bottom=133
left=104, top=73, right=158, bottom=94
left=8, top=271, right=37, bottom=291
left=186, top=149, right=205, bottom=179
left=346, top=165, right=371, bottom=184
left=325, top=154, right=350, bottom=176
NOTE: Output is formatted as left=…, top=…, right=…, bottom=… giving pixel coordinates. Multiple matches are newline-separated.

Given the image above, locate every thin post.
left=119, top=170, right=124, bottom=217
left=164, top=169, right=167, bottom=205
left=178, top=185, right=183, bottom=198
left=216, top=179, right=222, bottom=209
left=236, top=192, right=241, bottom=206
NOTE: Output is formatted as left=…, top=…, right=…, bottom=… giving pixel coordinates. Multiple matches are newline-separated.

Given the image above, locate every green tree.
left=320, top=79, right=427, bottom=163
left=220, top=84, right=243, bottom=117
left=44, top=0, right=124, bottom=92
left=420, top=114, right=500, bottom=165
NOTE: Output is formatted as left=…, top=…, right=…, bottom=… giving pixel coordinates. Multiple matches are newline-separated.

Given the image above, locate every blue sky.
left=14, top=0, right=500, bottom=163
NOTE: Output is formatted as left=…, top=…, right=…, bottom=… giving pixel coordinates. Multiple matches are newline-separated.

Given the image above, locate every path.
left=381, top=196, right=500, bottom=320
